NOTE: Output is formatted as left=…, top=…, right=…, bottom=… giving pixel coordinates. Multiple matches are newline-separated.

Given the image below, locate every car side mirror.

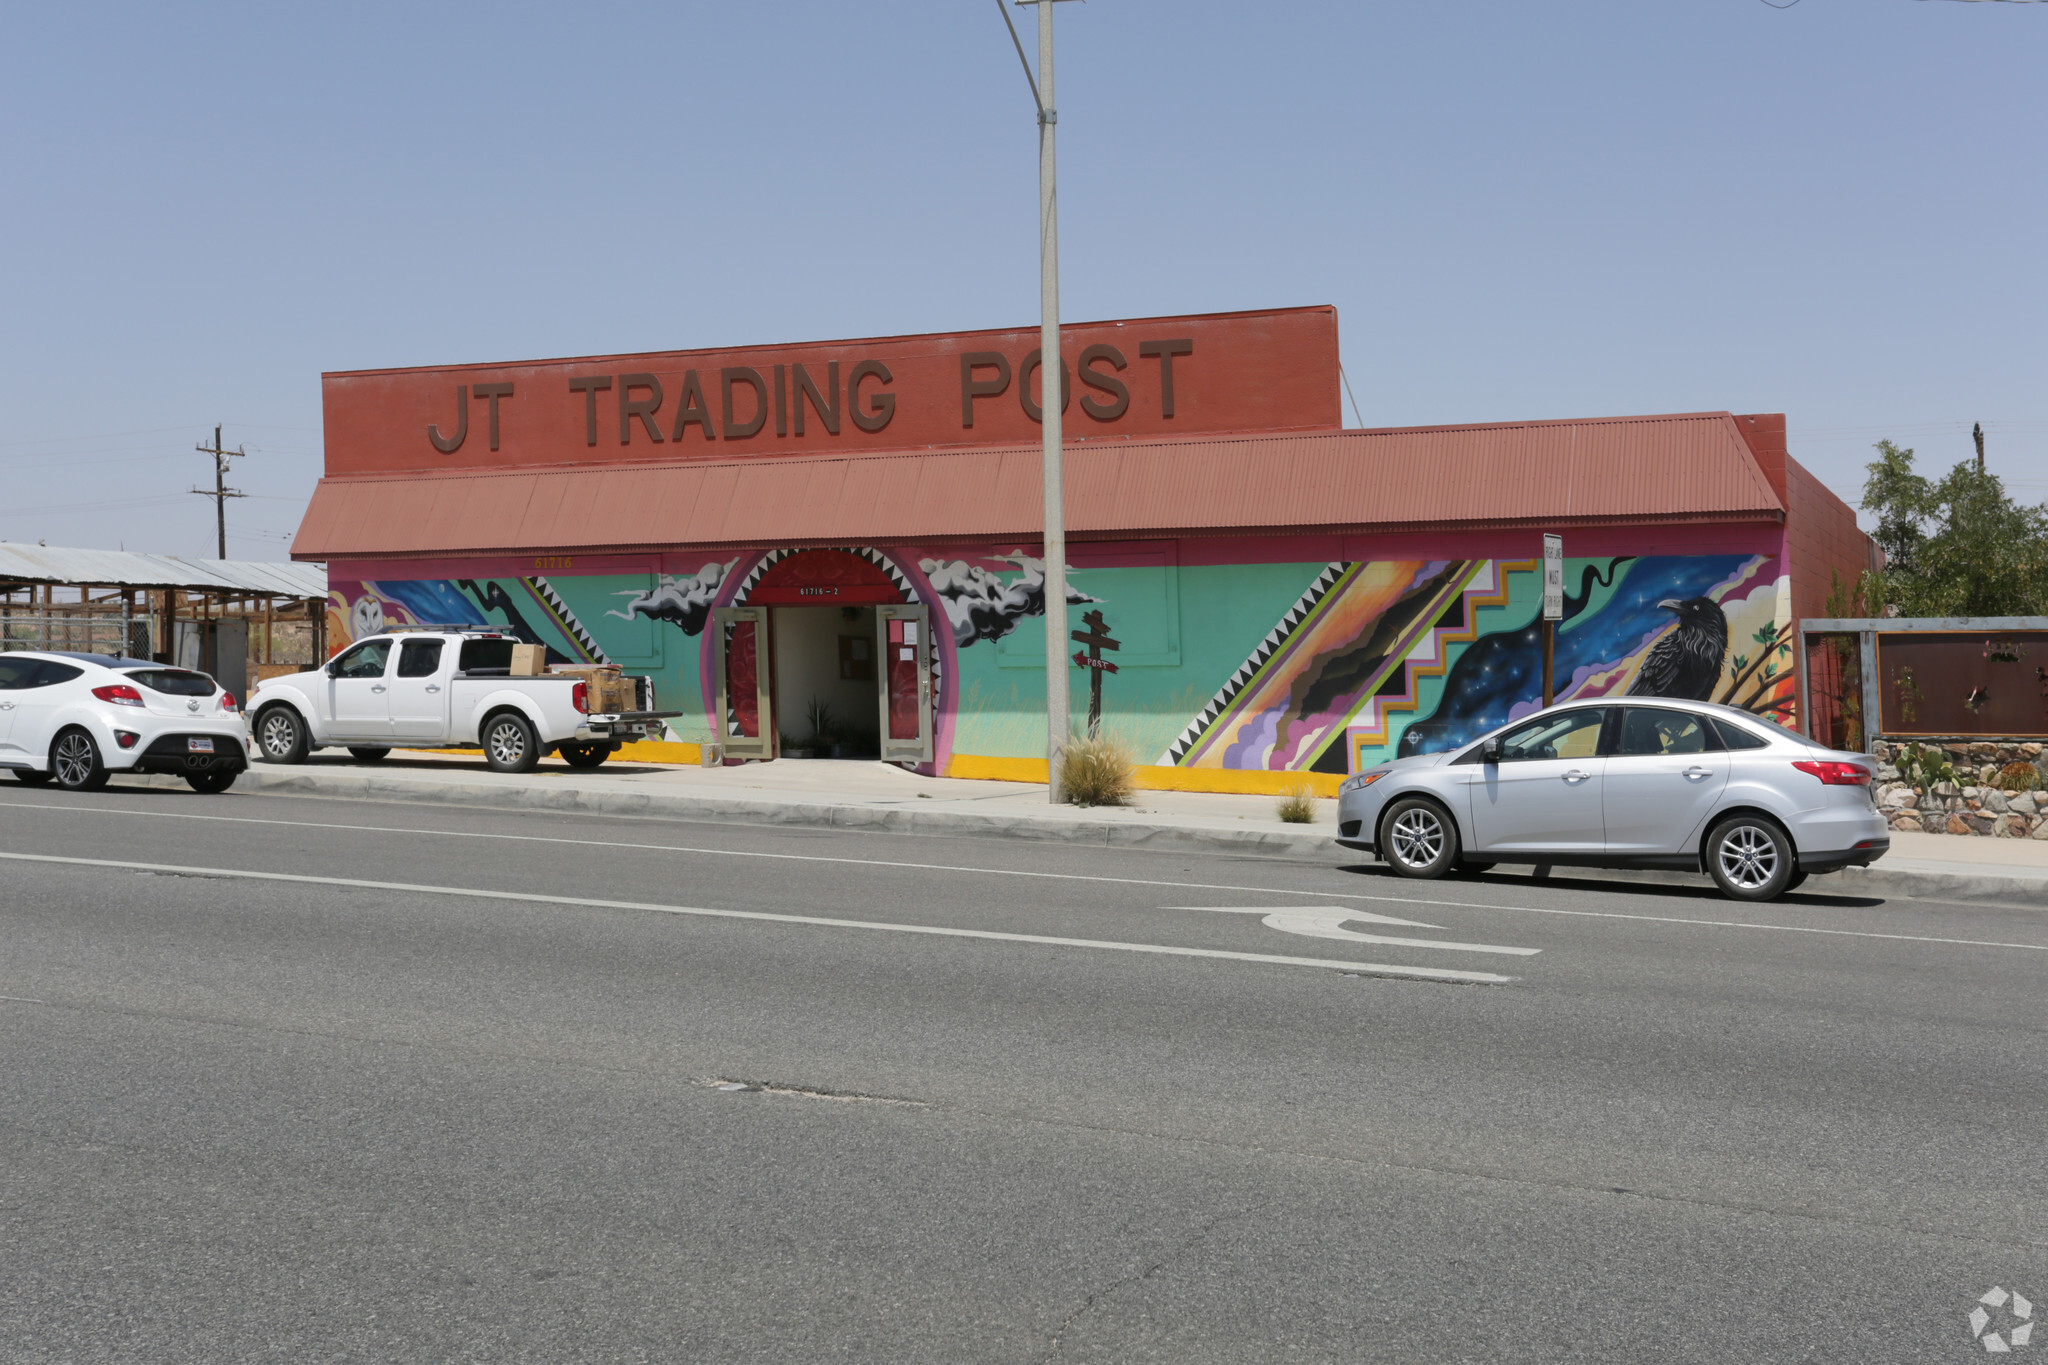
left=325, top=660, right=342, bottom=678
left=1480, top=738, right=1501, bottom=764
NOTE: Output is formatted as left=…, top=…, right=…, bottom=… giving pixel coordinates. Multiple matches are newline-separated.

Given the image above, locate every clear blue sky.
left=2, top=1, right=2041, bottom=560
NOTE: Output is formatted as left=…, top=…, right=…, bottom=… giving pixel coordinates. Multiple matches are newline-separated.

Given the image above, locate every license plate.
left=187, top=737, right=214, bottom=753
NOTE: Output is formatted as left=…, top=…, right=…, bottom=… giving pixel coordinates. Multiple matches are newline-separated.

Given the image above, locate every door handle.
left=1683, top=766, right=1714, bottom=780
left=1562, top=769, right=1592, bottom=783
left=425, top=684, right=441, bottom=693
left=371, top=684, right=386, bottom=692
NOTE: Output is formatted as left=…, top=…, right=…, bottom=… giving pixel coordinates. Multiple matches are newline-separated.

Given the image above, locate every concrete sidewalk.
left=165, top=751, right=2048, bottom=906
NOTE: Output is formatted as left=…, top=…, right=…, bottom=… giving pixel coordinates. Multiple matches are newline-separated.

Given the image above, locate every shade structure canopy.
left=0, top=542, right=327, bottom=598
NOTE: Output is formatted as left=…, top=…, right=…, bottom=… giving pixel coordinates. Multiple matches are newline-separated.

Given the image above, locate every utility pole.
left=192, top=424, right=247, bottom=560
left=998, top=0, right=1078, bottom=802
left=1974, top=421, right=1985, bottom=471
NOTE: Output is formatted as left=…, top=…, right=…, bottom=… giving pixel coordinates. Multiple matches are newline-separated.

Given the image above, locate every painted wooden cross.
left=1070, top=609, right=1121, bottom=738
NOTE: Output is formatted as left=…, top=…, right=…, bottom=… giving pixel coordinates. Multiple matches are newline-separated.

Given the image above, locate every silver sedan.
left=1335, top=699, right=1889, bottom=901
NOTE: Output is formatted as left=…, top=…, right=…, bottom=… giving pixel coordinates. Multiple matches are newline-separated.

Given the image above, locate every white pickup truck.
left=247, top=629, right=678, bottom=773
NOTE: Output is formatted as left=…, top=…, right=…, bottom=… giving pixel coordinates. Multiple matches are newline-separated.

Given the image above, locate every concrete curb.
left=208, top=766, right=2048, bottom=908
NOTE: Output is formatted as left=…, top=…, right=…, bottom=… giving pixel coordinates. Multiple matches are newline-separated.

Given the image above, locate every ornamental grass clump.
left=1060, top=734, right=1135, bottom=808
left=1275, top=780, right=1319, bottom=824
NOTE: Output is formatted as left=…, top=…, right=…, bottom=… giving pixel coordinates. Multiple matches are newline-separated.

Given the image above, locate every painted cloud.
left=920, top=554, right=1100, bottom=648
left=610, top=560, right=736, bottom=636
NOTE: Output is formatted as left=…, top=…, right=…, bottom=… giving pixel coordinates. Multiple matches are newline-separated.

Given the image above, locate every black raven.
left=1627, top=596, right=1728, bottom=700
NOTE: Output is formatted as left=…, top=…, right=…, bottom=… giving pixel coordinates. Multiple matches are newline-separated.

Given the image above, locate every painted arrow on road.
left=1164, top=907, right=1542, bottom=957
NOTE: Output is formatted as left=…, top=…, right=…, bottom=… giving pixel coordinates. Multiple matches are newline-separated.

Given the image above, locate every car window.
left=458, top=639, right=514, bottom=672
left=1616, top=707, right=1713, bottom=756
left=26, top=661, right=84, bottom=688
left=397, top=639, right=444, bottom=678
left=1710, top=717, right=1772, bottom=750
left=332, top=640, right=392, bottom=679
left=123, top=668, right=216, bottom=696
left=1494, top=709, right=1606, bottom=762
left=0, top=656, right=42, bottom=690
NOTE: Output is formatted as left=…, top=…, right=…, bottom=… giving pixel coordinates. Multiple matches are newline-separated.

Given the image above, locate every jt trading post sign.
left=319, top=307, right=1342, bottom=476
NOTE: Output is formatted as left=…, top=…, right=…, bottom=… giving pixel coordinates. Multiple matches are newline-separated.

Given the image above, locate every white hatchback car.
left=1335, top=698, right=1889, bottom=901
left=0, top=651, right=249, bottom=793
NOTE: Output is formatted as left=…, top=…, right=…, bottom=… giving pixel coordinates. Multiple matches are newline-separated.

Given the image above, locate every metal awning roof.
left=0, top=542, right=328, bottom=598
left=291, top=411, right=1788, bottom=560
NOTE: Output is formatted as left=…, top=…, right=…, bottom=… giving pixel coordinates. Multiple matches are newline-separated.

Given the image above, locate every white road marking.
left=0, top=850, right=1517, bottom=985
left=0, top=799, right=1547, bottom=913
left=1164, top=905, right=1445, bottom=928
left=4, top=801, right=2043, bottom=955
left=1161, top=905, right=1542, bottom=956
left=1262, top=912, right=1541, bottom=957
left=1474, top=902, right=2048, bottom=953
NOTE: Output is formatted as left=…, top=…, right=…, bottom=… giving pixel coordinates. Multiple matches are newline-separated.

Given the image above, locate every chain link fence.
left=0, top=612, right=154, bottom=657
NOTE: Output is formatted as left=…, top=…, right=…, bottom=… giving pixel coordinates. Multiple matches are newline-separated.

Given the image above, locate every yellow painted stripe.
left=613, top=739, right=701, bottom=764
left=944, top=753, right=1340, bottom=799
left=390, top=740, right=1329, bottom=796
left=398, top=739, right=702, bottom=764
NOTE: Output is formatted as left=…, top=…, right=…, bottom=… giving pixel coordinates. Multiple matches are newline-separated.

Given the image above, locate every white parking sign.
left=1542, top=534, right=1563, bottom=621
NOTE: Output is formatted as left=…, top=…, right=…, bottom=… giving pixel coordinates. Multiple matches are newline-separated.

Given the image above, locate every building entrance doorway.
left=773, top=604, right=881, bottom=757
left=710, top=551, right=933, bottom=765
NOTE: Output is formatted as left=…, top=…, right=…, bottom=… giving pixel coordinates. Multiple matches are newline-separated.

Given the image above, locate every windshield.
left=123, top=667, right=216, bottom=696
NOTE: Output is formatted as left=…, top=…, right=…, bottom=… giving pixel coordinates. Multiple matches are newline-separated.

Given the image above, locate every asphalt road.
left=2, top=780, right=2044, bottom=1363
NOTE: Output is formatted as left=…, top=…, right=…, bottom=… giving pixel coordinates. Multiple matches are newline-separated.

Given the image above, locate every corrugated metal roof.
left=0, top=542, right=328, bottom=597
left=293, top=411, right=1785, bottom=560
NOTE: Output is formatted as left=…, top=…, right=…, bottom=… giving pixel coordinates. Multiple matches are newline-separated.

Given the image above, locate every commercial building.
left=291, top=306, right=1876, bottom=793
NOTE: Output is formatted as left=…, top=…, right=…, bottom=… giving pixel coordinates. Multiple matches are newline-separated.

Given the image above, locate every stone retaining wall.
left=1868, top=739, right=2048, bottom=838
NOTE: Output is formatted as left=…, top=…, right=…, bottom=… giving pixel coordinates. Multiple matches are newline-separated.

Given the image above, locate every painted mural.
left=321, top=545, right=1795, bottom=783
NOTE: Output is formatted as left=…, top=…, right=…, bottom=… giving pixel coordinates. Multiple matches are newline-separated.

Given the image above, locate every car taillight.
left=115, top=730, right=140, bottom=749
left=1792, top=760, right=1871, bottom=785
left=219, top=692, right=238, bottom=713
left=572, top=681, right=588, bottom=714
left=92, top=684, right=145, bottom=707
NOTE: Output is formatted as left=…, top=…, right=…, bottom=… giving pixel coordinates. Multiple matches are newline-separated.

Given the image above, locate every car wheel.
left=347, top=747, right=391, bottom=763
left=1706, top=814, right=1795, bottom=901
left=50, top=728, right=110, bottom=791
left=255, top=706, right=309, bottom=765
left=1782, top=869, right=1809, bottom=892
left=557, top=741, right=609, bottom=769
left=12, top=768, right=54, bottom=786
left=483, top=712, right=540, bottom=774
left=1380, top=797, right=1459, bottom=880
left=184, top=768, right=238, bottom=794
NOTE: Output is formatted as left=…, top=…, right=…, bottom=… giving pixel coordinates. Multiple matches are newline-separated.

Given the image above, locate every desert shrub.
left=1992, top=761, right=2041, bottom=793
left=1275, top=780, right=1319, bottom=824
left=1060, top=734, right=1135, bottom=808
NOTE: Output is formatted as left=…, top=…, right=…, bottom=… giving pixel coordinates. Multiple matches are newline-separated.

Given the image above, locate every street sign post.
left=1541, top=534, right=1562, bottom=706
left=1070, top=608, right=1121, bottom=738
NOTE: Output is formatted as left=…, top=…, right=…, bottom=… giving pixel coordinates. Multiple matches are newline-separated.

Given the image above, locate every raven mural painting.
left=1626, top=597, right=1729, bottom=701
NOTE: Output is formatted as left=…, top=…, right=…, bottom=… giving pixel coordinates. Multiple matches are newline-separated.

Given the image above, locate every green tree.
left=1860, top=439, right=2048, bottom=617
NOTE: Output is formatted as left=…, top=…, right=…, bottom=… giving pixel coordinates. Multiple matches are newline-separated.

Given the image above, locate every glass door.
left=713, top=606, right=774, bottom=761
left=875, top=605, right=932, bottom=764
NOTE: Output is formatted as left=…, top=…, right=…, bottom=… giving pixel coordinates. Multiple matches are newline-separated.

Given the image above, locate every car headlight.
left=1339, top=770, right=1386, bottom=795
